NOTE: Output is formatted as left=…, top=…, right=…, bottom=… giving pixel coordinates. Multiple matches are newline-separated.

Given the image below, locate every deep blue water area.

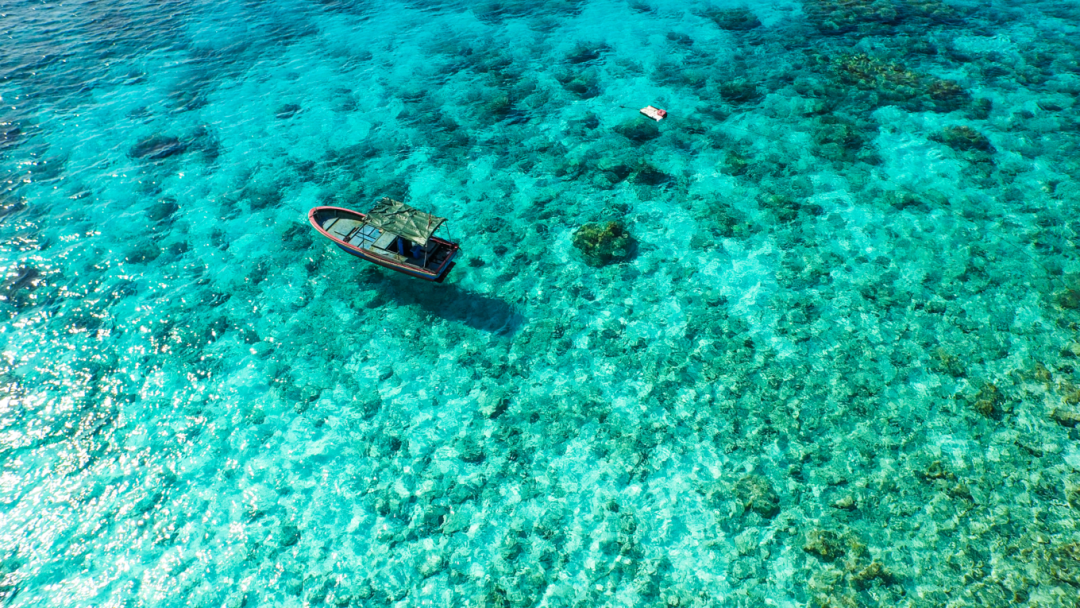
left=4, top=0, right=1080, bottom=605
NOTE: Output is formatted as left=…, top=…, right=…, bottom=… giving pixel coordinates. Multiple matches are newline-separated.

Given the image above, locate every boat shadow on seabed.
left=364, top=269, right=526, bottom=336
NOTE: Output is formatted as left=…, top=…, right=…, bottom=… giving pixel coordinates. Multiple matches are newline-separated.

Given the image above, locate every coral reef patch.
left=572, top=220, right=634, bottom=266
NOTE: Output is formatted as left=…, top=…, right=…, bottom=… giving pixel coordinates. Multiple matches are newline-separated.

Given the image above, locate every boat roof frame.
left=365, top=197, right=447, bottom=246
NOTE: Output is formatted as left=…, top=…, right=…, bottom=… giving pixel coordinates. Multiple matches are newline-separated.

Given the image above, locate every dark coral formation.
left=804, top=0, right=900, bottom=35
left=572, top=221, right=634, bottom=266
left=716, top=78, right=764, bottom=104
left=833, top=53, right=919, bottom=92
left=565, top=42, right=610, bottom=64
left=828, top=53, right=973, bottom=113
left=933, top=125, right=994, bottom=152
left=803, top=529, right=845, bottom=561
left=704, top=7, right=761, bottom=31
left=556, top=70, right=602, bottom=99
left=1047, top=543, right=1080, bottom=587
left=274, top=103, right=301, bottom=119
left=129, top=134, right=187, bottom=160
left=927, top=78, right=971, bottom=111
left=811, top=114, right=875, bottom=163
left=734, top=474, right=781, bottom=518
left=613, top=118, right=661, bottom=143
left=0, top=267, right=42, bottom=305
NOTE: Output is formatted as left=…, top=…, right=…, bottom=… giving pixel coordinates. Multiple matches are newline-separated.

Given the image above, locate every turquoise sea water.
left=4, top=0, right=1080, bottom=605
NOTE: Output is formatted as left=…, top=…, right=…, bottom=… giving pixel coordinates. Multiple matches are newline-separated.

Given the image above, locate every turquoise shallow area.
left=5, top=0, right=1080, bottom=605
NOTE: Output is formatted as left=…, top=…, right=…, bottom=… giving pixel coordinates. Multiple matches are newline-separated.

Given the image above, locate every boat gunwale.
left=308, top=205, right=459, bottom=280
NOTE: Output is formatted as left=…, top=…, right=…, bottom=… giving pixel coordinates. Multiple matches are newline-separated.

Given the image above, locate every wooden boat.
left=308, top=198, right=460, bottom=282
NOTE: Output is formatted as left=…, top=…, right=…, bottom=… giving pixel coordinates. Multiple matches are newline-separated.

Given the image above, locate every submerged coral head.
left=572, top=221, right=634, bottom=266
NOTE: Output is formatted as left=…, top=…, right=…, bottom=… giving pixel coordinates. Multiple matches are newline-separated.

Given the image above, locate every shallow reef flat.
left=3, top=0, right=1080, bottom=606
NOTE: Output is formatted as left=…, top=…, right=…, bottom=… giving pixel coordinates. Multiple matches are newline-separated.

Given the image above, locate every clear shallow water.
left=3, top=0, right=1080, bottom=605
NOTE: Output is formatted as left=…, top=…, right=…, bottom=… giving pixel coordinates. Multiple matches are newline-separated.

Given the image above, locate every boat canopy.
left=365, top=198, right=447, bottom=246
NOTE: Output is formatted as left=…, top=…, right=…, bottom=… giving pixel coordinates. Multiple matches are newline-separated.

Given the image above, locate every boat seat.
left=372, top=231, right=398, bottom=250
left=329, top=220, right=359, bottom=240
left=348, top=225, right=380, bottom=249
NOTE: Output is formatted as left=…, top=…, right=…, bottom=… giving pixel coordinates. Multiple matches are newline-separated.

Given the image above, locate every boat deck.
left=323, top=217, right=379, bottom=250
left=320, top=215, right=451, bottom=269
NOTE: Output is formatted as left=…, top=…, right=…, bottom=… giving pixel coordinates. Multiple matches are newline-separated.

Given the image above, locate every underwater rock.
left=165, top=241, right=189, bottom=257
left=0, top=267, right=41, bottom=303
left=831, top=494, right=856, bottom=510
left=441, top=507, right=472, bottom=535
left=125, top=242, right=160, bottom=264
left=614, top=118, right=661, bottom=143
left=1067, top=482, right=1080, bottom=509
left=832, top=53, right=917, bottom=95
left=1037, top=99, right=1070, bottom=113
left=718, top=150, right=749, bottom=175
left=275, top=103, right=301, bottom=119
left=189, top=125, right=221, bottom=162
left=570, top=111, right=600, bottom=131
left=717, top=78, right=764, bottom=104
left=709, top=207, right=748, bottom=238
left=282, top=222, right=313, bottom=251
left=760, top=194, right=803, bottom=222
left=882, top=190, right=933, bottom=212
left=804, top=0, right=899, bottom=35
left=558, top=71, right=601, bottom=99
left=448, top=480, right=481, bottom=504
left=595, top=158, right=633, bottom=187
left=458, top=438, right=485, bottom=463
left=1055, top=288, right=1080, bottom=309
left=278, top=523, right=301, bottom=547
left=831, top=54, right=977, bottom=114
left=129, top=134, right=187, bottom=160
left=924, top=298, right=947, bottom=314
left=565, top=43, right=609, bottom=64
left=918, top=460, right=955, bottom=482
left=28, top=155, right=66, bottom=181
left=167, top=81, right=209, bottom=113
left=849, top=561, right=896, bottom=590
left=632, top=161, right=673, bottom=186
left=0, top=120, right=20, bottom=152
left=417, top=552, right=445, bottom=578
left=933, top=125, right=993, bottom=152
left=498, top=534, right=524, bottom=562
left=665, top=31, right=693, bottom=46
left=734, top=474, right=780, bottom=518
left=242, top=181, right=284, bottom=211
left=705, top=7, right=761, bottom=30
left=1051, top=408, right=1080, bottom=428
left=148, top=198, right=179, bottom=223
left=1047, top=543, right=1080, bottom=586
left=927, top=78, right=971, bottom=112
left=803, top=529, right=845, bottom=561
left=760, top=193, right=823, bottom=222
left=0, top=195, right=27, bottom=223
left=416, top=505, right=449, bottom=536
left=971, top=382, right=1005, bottom=419
left=905, top=0, right=960, bottom=22
left=931, top=347, right=965, bottom=377
left=127, top=105, right=151, bottom=120
left=571, top=221, right=634, bottom=266
left=670, top=67, right=709, bottom=90
left=303, top=577, right=331, bottom=604
left=481, top=93, right=515, bottom=121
